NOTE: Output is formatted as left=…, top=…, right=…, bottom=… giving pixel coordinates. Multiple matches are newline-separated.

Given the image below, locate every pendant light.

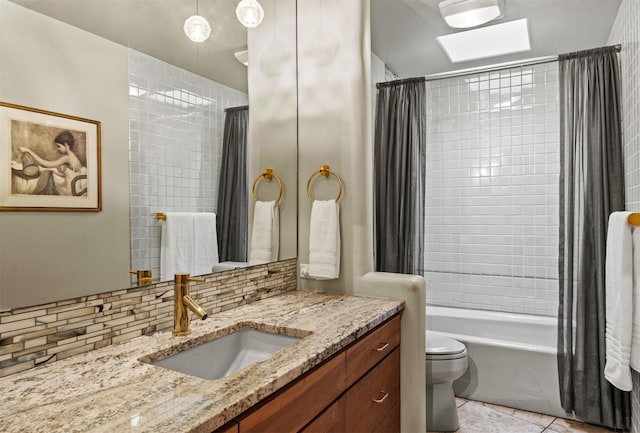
left=236, top=0, right=264, bottom=28
left=184, top=0, right=211, bottom=42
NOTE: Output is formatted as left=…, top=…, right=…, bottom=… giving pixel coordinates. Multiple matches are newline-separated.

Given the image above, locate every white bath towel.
left=249, top=201, right=279, bottom=265
left=631, top=228, right=640, bottom=372
left=160, top=212, right=218, bottom=281
left=193, top=213, right=219, bottom=276
left=604, top=211, right=634, bottom=391
left=306, top=200, right=340, bottom=280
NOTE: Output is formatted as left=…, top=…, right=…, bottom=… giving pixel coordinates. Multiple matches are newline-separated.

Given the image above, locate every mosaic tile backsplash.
left=0, top=258, right=297, bottom=378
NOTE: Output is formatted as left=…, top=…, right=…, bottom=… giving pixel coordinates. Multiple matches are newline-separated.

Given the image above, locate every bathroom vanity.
left=0, top=291, right=403, bottom=433
left=219, top=313, right=401, bottom=433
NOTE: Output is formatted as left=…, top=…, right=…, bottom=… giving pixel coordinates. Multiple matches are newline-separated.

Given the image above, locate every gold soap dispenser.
left=173, top=274, right=208, bottom=336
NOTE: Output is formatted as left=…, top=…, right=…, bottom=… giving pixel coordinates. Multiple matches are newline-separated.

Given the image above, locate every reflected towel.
left=249, top=201, right=279, bottom=265
left=160, top=212, right=218, bottom=281
left=605, top=211, right=633, bottom=391
left=194, top=213, right=219, bottom=276
left=307, top=200, right=340, bottom=280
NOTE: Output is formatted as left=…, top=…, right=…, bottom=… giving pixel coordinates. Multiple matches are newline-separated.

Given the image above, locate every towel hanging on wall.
left=302, top=199, right=341, bottom=280
left=604, top=211, right=633, bottom=391
left=248, top=200, right=279, bottom=265
left=160, top=212, right=219, bottom=281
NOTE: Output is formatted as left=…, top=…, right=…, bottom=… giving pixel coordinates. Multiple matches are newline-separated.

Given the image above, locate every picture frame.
left=0, top=102, right=101, bottom=211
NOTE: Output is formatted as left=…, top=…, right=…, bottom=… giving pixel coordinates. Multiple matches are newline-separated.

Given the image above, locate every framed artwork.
left=0, top=102, right=101, bottom=211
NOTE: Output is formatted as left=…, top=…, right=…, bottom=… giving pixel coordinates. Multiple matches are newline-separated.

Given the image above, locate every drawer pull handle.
left=374, top=342, right=389, bottom=352
left=373, top=391, right=389, bottom=404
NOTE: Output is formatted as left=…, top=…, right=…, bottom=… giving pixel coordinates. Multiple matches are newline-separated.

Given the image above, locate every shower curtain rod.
left=424, top=44, right=622, bottom=82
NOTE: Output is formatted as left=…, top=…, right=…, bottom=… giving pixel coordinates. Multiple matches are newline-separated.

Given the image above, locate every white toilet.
left=426, top=332, right=468, bottom=432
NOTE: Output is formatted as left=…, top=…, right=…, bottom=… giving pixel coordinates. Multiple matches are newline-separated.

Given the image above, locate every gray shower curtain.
left=374, top=78, right=426, bottom=275
left=557, top=46, right=630, bottom=429
left=216, top=105, right=248, bottom=262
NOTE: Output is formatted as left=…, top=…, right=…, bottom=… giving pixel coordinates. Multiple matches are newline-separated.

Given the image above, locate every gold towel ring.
left=251, top=168, right=283, bottom=205
left=306, top=165, right=343, bottom=203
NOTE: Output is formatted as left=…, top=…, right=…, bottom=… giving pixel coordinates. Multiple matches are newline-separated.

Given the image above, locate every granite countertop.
left=0, top=291, right=404, bottom=433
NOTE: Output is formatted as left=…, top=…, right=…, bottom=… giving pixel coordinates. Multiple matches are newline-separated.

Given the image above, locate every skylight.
left=437, top=18, right=531, bottom=63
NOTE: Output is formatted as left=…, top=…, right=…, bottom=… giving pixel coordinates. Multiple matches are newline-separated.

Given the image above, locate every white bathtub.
left=426, top=305, right=566, bottom=417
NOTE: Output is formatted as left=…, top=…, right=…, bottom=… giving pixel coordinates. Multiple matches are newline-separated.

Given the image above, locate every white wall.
left=296, top=2, right=426, bottom=432
left=247, top=0, right=298, bottom=263
left=608, top=0, right=640, bottom=430
left=0, top=0, right=130, bottom=309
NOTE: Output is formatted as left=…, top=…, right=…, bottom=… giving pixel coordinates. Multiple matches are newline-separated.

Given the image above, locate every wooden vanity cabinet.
left=214, top=421, right=239, bottom=433
left=300, top=396, right=346, bottom=433
left=345, top=347, right=400, bottom=433
left=235, top=353, right=346, bottom=432
left=214, top=313, right=401, bottom=433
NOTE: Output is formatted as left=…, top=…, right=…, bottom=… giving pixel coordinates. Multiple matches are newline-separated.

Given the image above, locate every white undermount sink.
left=148, top=329, right=302, bottom=380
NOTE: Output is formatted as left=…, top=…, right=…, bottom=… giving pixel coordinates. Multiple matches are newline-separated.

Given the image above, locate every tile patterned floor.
left=427, top=398, right=620, bottom=433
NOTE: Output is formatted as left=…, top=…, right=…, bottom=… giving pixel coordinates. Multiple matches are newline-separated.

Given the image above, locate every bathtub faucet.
left=173, top=273, right=208, bottom=336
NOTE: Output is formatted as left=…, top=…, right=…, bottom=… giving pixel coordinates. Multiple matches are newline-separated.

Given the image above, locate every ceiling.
left=9, top=0, right=623, bottom=89
left=8, top=0, right=249, bottom=92
left=371, top=0, right=622, bottom=78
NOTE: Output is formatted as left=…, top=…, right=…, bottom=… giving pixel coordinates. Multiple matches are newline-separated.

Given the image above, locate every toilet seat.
left=426, top=333, right=467, bottom=360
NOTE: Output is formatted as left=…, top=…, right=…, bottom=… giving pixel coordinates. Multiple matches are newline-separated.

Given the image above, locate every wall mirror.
left=0, top=0, right=297, bottom=310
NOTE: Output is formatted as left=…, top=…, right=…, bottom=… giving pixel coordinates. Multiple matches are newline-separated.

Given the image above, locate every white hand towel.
left=160, top=212, right=196, bottom=281
left=193, top=213, right=219, bottom=276
left=307, top=200, right=340, bottom=280
left=160, top=212, right=219, bottom=281
left=604, top=211, right=633, bottom=391
left=631, top=228, right=640, bottom=372
left=249, top=201, right=279, bottom=265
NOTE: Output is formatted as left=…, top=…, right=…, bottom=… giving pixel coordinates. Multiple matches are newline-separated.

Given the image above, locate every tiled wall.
left=128, top=49, right=248, bottom=278
left=424, top=64, right=560, bottom=316
left=608, top=0, right=640, bottom=430
left=0, top=258, right=297, bottom=378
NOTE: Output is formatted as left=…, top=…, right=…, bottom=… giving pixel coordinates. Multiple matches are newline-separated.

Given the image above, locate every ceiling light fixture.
left=234, top=48, right=249, bottom=66
left=184, top=0, right=211, bottom=43
left=439, top=0, right=504, bottom=28
left=236, top=0, right=264, bottom=28
left=437, top=18, right=530, bottom=63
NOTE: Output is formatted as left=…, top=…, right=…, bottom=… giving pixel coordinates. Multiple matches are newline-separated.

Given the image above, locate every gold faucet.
left=173, top=274, right=208, bottom=336
left=129, top=269, right=153, bottom=286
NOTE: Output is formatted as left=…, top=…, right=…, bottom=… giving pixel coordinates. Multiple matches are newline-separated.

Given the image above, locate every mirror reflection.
left=0, top=0, right=296, bottom=310
left=127, top=48, right=249, bottom=281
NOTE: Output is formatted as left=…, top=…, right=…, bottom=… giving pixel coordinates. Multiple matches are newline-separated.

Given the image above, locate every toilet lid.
left=426, top=333, right=466, bottom=356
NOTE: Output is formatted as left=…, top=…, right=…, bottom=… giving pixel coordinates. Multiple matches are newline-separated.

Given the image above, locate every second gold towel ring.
left=251, top=168, right=283, bottom=205
left=306, top=165, right=343, bottom=203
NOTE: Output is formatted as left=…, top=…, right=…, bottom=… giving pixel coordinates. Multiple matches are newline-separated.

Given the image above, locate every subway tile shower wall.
left=608, top=0, right=640, bottom=431
left=128, top=49, right=248, bottom=277
left=424, top=64, right=560, bottom=316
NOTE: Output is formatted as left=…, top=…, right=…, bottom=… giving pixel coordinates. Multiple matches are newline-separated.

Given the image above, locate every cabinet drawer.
left=300, top=395, right=346, bottom=433
left=345, top=347, right=400, bottom=433
left=237, top=352, right=345, bottom=433
left=345, top=315, right=400, bottom=387
left=373, top=401, right=400, bottom=433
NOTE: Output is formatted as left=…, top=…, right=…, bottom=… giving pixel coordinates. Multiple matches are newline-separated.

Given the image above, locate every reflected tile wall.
left=425, top=63, right=560, bottom=316
left=608, top=0, right=640, bottom=430
left=128, top=49, right=248, bottom=278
